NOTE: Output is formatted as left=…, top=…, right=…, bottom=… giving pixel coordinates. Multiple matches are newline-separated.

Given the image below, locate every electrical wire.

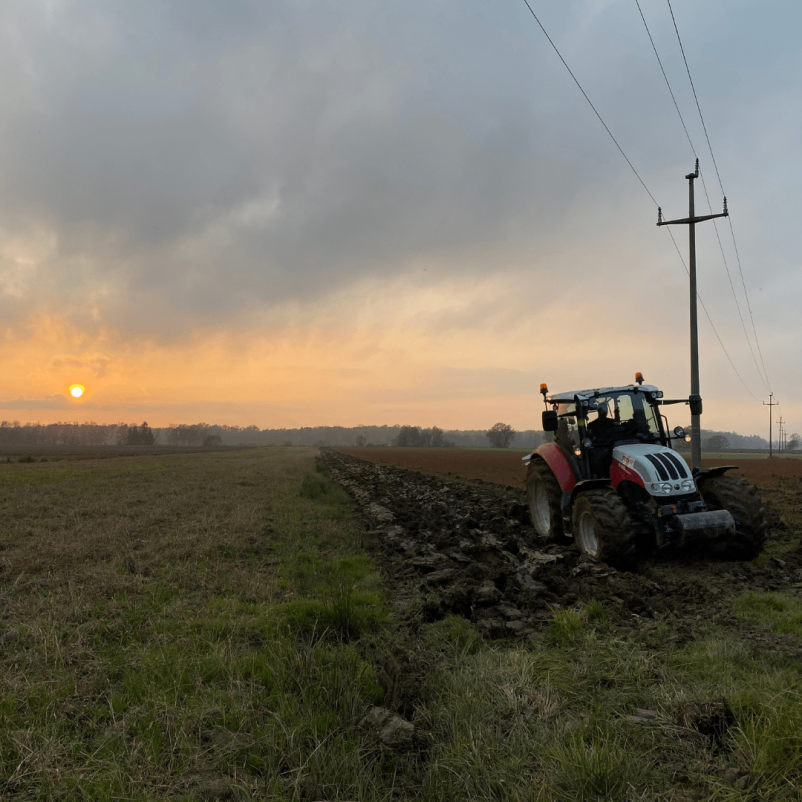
left=634, top=0, right=771, bottom=395
left=665, top=0, right=774, bottom=394
left=664, top=227, right=761, bottom=402
left=520, top=0, right=763, bottom=402
left=520, top=0, right=659, bottom=208
left=634, top=0, right=695, bottom=155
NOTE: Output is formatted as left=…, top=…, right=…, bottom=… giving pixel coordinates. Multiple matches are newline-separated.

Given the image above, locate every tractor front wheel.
left=571, top=489, right=636, bottom=567
left=526, top=459, right=566, bottom=541
left=699, top=475, right=768, bottom=559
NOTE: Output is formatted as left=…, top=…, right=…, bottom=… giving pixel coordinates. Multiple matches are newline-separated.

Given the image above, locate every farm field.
left=1, top=446, right=800, bottom=800
left=336, top=445, right=802, bottom=490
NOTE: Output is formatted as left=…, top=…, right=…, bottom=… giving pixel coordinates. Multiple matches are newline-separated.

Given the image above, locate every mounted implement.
left=524, top=374, right=768, bottom=566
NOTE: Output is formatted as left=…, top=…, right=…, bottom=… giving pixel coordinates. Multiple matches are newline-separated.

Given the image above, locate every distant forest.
left=0, top=420, right=776, bottom=450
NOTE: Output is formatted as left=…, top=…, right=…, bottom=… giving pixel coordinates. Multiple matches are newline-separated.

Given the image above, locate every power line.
left=727, top=213, right=773, bottom=393
left=665, top=0, right=724, bottom=194
left=520, top=0, right=763, bottom=402
left=520, top=0, right=659, bottom=207
left=663, top=226, right=761, bottom=402
left=665, top=0, right=774, bottom=394
left=635, top=0, right=770, bottom=396
left=634, top=0, right=695, bottom=155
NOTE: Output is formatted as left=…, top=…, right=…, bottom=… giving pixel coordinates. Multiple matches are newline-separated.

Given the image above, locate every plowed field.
left=336, top=446, right=802, bottom=489
left=324, top=449, right=802, bottom=648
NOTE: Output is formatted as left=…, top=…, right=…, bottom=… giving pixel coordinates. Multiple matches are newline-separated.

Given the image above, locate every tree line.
left=0, top=420, right=548, bottom=448
left=0, top=419, right=776, bottom=450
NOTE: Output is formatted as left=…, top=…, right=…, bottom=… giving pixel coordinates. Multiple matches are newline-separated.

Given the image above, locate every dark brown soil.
left=324, top=449, right=802, bottom=646
left=338, top=446, right=802, bottom=487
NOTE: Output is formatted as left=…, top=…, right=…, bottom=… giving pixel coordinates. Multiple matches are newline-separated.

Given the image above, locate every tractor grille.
left=645, top=452, right=690, bottom=481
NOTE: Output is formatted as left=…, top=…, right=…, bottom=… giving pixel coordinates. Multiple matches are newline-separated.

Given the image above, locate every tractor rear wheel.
left=571, top=489, right=636, bottom=567
left=699, top=475, right=768, bottom=559
left=526, top=459, right=566, bottom=541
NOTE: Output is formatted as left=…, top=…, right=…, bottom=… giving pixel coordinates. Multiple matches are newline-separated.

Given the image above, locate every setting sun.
left=69, top=384, right=85, bottom=398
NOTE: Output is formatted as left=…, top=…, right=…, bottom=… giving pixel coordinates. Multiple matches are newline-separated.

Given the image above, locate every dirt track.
left=325, top=449, right=802, bottom=653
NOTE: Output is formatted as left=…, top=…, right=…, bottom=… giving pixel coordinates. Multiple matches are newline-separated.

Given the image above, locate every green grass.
left=2, top=450, right=800, bottom=800
left=732, top=591, right=802, bottom=637
left=0, top=447, right=394, bottom=800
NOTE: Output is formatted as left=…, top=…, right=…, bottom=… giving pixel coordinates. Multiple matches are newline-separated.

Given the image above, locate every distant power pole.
left=657, top=159, right=728, bottom=472
left=764, top=394, right=778, bottom=458
left=778, top=417, right=784, bottom=452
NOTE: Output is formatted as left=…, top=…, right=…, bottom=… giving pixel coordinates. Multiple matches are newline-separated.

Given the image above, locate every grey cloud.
left=0, top=395, right=69, bottom=409
left=0, top=0, right=797, bottom=375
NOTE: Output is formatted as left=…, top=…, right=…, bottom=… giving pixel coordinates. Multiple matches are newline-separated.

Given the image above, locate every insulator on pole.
left=723, top=196, right=728, bottom=215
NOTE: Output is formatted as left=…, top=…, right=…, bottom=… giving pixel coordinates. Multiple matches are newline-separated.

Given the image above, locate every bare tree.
left=704, top=434, right=730, bottom=451
left=486, top=422, right=515, bottom=448
left=395, top=426, right=422, bottom=447
left=788, top=433, right=801, bottom=451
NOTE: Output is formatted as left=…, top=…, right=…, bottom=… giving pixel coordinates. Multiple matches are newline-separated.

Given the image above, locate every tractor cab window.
left=555, top=402, right=580, bottom=450
left=642, top=401, right=662, bottom=437
left=586, top=392, right=657, bottom=442
left=616, top=395, right=636, bottom=425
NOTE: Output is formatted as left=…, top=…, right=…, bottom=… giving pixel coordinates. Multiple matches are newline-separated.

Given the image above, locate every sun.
left=69, top=384, right=85, bottom=399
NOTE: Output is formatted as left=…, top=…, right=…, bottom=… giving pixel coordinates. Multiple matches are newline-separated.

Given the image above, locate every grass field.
left=1, top=447, right=800, bottom=800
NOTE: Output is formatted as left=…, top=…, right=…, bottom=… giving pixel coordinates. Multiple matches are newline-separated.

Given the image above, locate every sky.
left=0, top=0, right=798, bottom=438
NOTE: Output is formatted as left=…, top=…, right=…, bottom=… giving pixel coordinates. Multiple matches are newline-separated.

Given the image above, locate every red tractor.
left=524, top=374, right=768, bottom=565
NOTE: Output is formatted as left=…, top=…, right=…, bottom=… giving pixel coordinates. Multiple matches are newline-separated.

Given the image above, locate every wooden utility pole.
left=657, top=159, right=728, bottom=472
left=764, top=394, right=778, bottom=458
left=778, top=417, right=784, bottom=452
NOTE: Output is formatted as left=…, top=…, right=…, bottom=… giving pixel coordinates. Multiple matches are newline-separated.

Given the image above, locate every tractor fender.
left=693, top=465, right=738, bottom=484
left=562, top=479, right=613, bottom=533
left=533, top=443, right=577, bottom=492
left=569, top=478, right=612, bottom=505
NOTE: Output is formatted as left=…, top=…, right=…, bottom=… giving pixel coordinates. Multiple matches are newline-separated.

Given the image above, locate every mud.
left=323, top=450, right=802, bottom=642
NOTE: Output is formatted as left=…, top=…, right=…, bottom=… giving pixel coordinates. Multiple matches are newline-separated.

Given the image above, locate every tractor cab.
left=545, top=382, right=678, bottom=482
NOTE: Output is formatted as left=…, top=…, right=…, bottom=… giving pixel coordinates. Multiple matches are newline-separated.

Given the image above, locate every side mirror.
left=688, top=394, right=703, bottom=417
left=542, top=410, right=558, bottom=432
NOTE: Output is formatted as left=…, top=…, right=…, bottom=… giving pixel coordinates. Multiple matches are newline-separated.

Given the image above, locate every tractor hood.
left=612, top=444, right=696, bottom=497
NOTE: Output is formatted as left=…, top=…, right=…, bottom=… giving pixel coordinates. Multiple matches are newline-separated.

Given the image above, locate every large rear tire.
left=526, top=459, right=566, bottom=541
left=571, top=489, right=636, bottom=568
left=698, top=475, right=768, bottom=559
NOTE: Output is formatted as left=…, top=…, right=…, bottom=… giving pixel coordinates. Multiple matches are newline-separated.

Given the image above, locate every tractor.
left=524, top=373, right=768, bottom=565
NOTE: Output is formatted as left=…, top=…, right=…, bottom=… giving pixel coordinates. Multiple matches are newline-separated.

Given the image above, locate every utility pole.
left=764, top=394, right=778, bottom=458
left=778, top=417, right=784, bottom=452
left=657, top=159, right=728, bottom=472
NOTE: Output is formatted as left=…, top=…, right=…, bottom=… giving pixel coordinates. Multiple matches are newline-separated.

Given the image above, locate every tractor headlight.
left=680, top=479, right=694, bottom=492
left=650, top=483, right=673, bottom=495
left=583, top=438, right=592, bottom=448
left=574, top=446, right=582, bottom=456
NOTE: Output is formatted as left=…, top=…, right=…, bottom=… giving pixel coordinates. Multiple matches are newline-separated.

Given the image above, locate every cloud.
left=0, top=0, right=797, bottom=433
left=0, top=394, right=70, bottom=410
left=0, top=0, right=692, bottom=335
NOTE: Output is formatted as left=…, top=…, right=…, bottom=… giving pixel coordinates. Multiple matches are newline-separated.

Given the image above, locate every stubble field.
left=0, top=445, right=800, bottom=800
